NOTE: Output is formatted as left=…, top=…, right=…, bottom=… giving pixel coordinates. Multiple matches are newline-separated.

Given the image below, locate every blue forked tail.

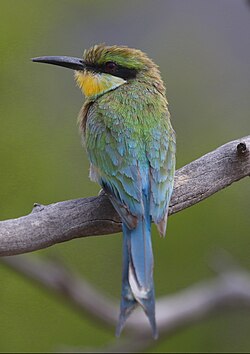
left=116, top=214, right=158, bottom=339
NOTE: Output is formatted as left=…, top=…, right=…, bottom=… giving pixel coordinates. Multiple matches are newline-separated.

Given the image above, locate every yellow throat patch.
left=74, top=70, right=126, bottom=98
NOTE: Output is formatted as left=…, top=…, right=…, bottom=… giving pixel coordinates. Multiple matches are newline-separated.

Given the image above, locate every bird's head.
left=32, top=44, right=163, bottom=99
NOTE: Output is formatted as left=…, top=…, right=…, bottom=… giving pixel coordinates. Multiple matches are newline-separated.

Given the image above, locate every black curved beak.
left=32, top=56, right=85, bottom=71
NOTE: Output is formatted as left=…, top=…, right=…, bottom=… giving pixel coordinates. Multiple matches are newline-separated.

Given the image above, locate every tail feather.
left=116, top=227, right=137, bottom=337
left=116, top=217, right=158, bottom=339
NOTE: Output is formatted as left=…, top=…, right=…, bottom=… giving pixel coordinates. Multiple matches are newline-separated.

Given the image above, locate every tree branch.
left=2, top=253, right=250, bottom=352
left=2, top=255, right=118, bottom=328
left=0, top=136, right=249, bottom=256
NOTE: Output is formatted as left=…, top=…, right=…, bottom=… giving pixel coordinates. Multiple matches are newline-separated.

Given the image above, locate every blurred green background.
left=0, top=0, right=249, bottom=352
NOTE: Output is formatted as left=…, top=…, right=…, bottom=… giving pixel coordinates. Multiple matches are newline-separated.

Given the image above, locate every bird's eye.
left=105, top=61, right=117, bottom=72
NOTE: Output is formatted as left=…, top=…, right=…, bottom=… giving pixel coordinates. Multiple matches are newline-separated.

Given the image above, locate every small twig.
left=0, top=136, right=249, bottom=256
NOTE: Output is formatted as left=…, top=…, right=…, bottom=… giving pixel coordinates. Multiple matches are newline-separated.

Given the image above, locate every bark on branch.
left=0, top=136, right=249, bottom=256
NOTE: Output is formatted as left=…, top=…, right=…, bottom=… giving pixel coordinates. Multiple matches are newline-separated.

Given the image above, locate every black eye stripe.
left=86, top=62, right=137, bottom=80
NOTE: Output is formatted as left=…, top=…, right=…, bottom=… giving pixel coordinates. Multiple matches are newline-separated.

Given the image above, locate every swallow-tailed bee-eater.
left=33, top=44, right=176, bottom=338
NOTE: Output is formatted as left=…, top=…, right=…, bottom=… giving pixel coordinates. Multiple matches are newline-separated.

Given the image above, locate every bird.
left=32, top=44, right=176, bottom=338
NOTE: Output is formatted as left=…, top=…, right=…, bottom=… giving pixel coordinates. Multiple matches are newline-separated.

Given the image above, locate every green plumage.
left=33, top=44, right=176, bottom=337
left=79, top=45, right=176, bottom=336
left=83, top=67, right=175, bottom=231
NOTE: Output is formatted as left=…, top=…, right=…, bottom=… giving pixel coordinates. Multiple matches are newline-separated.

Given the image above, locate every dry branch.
left=2, top=255, right=118, bottom=327
left=3, top=253, right=250, bottom=352
left=0, top=136, right=249, bottom=256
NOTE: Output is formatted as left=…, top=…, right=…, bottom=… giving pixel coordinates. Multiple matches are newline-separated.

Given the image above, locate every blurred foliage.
left=0, top=0, right=249, bottom=352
